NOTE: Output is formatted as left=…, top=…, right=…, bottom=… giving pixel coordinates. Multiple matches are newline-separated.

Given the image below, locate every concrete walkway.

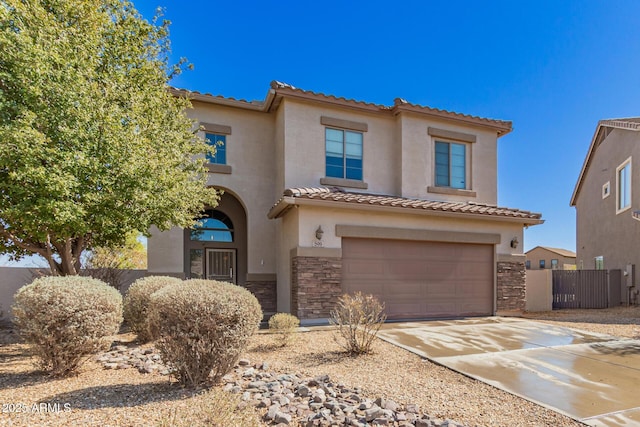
left=377, top=317, right=640, bottom=426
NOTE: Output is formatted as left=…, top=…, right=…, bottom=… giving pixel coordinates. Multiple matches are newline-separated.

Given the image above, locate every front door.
left=205, top=248, right=236, bottom=284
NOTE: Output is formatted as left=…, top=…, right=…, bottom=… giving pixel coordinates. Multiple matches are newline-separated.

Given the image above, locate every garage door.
left=342, top=238, right=494, bottom=320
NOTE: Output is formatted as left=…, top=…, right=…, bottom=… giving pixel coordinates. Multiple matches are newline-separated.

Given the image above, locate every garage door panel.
left=343, top=260, right=385, bottom=276
left=343, top=238, right=493, bottom=320
left=389, top=261, right=428, bottom=277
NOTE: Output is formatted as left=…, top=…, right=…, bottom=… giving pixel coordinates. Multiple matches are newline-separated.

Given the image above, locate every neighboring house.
left=525, top=246, right=576, bottom=270
left=571, top=118, right=640, bottom=272
left=147, top=81, right=543, bottom=321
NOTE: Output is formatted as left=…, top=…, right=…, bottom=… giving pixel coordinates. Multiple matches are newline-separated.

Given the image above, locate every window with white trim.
left=595, top=256, right=604, bottom=270
left=617, top=157, right=631, bottom=213
left=602, top=181, right=610, bottom=199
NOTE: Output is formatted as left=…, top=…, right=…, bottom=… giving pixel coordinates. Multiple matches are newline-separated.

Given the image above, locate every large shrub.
left=148, top=280, right=262, bottom=386
left=330, top=292, right=387, bottom=355
left=12, top=276, right=123, bottom=376
left=123, top=275, right=182, bottom=342
left=268, top=312, right=300, bottom=347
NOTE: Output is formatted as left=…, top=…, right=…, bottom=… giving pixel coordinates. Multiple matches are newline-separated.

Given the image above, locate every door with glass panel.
left=205, top=249, right=236, bottom=284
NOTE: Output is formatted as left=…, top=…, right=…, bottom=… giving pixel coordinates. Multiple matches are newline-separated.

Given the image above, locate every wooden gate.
left=552, top=270, right=621, bottom=309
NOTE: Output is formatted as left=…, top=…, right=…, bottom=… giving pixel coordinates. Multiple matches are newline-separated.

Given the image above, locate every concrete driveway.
left=377, top=317, right=640, bottom=427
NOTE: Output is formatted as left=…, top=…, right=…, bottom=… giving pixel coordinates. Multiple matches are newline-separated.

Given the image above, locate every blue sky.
left=3, top=1, right=639, bottom=266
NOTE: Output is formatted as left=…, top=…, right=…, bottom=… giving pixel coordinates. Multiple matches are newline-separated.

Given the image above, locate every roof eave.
left=392, top=104, right=513, bottom=137
left=571, top=119, right=640, bottom=206
left=268, top=196, right=543, bottom=226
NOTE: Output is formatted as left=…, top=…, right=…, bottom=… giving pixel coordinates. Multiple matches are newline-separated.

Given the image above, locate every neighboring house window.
left=205, top=133, right=226, bottom=165
left=551, top=259, right=559, bottom=269
left=539, top=259, right=545, bottom=269
left=435, top=141, right=466, bottom=189
left=525, top=260, right=531, bottom=270
left=617, top=157, right=631, bottom=212
left=602, top=181, right=610, bottom=199
left=595, top=256, right=604, bottom=270
left=325, top=128, right=363, bottom=180
left=190, top=210, right=234, bottom=242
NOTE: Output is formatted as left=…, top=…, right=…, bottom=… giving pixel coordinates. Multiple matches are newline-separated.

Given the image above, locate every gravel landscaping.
left=2, top=307, right=639, bottom=426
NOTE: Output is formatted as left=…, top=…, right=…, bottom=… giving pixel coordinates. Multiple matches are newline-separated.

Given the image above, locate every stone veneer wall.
left=243, top=281, right=277, bottom=314
left=496, top=261, right=526, bottom=312
left=291, top=256, right=342, bottom=320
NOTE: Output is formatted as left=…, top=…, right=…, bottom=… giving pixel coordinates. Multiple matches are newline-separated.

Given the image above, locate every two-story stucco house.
left=571, top=118, right=640, bottom=272
left=147, top=81, right=543, bottom=322
left=525, top=246, right=576, bottom=270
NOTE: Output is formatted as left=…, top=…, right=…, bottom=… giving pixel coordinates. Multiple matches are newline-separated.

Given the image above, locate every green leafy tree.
left=0, top=0, right=217, bottom=275
left=85, top=231, right=147, bottom=270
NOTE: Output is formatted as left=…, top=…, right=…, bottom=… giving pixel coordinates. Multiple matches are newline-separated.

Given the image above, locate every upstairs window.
left=205, top=133, right=227, bottom=165
left=325, top=128, right=363, bottom=180
left=435, top=141, right=466, bottom=189
left=617, top=158, right=631, bottom=213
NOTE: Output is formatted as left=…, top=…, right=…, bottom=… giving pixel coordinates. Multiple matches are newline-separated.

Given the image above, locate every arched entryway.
left=183, top=192, right=247, bottom=284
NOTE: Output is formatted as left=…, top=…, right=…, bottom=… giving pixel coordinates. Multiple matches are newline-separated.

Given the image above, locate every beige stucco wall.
left=277, top=99, right=499, bottom=204
left=148, top=100, right=279, bottom=277
left=396, top=112, right=498, bottom=204
left=276, top=207, right=299, bottom=312
left=575, top=128, right=640, bottom=271
left=147, top=226, right=184, bottom=274
left=280, top=98, right=397, bottom=195
left=294, top=205, right=523, bottom=255
left=525, top=269, right=552, bottom=312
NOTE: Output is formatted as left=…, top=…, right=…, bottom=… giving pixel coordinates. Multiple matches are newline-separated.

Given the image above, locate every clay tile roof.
left=272, top=187, right=542, bottom=222
left=170, top=82, right=512, bottom=135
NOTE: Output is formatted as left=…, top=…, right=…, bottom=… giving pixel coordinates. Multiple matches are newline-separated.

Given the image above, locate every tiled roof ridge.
left=170, top=87, right=264, bottom=106
left=392, top=98, right=511, bottom=127
left=538, top=246, right=576, bottom=256
left=174, top=81, right=510, bottom=127
left=279, top=187, right=542, bottom=220
left=271, top=80, right=392, bottom=111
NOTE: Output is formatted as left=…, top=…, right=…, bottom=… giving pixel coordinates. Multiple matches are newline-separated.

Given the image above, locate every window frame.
left=434, top=140, right=469, bottom=190
left=551, top=259, right=559, bottom=269
left=594, top=256, right=604, bottom=270
left=324, top=127, right=364, bottom=181
left=205, top=132, right=227, bottom=165
left=602, top=181, right=610, bottom=199
left=616, top=157, right=631, bottom=214
left=539, top=259, right=545, bottom=269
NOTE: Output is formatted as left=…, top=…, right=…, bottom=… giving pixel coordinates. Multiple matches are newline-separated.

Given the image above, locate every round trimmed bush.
left=268, top=312, right=300, bottom=346
left=12, top=276, right=123, bottom=376
left=123, top=275, right=182, bottom=342
left=148, top=279, right=262, bottom=386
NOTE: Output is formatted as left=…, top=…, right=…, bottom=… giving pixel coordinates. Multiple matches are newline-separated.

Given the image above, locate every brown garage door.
left=342, top=238, right=494, bottom=320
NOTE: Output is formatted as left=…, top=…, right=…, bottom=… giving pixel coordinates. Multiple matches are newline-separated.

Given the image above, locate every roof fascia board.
left=571, top=120, right=640, bottom=206
left=169, top=87, right=273, bottom=112
left=269, top=196, right=543, bottom=225
left=393, top=105, right=512, bottom=137
left=274, top=87, right=388, bottom=114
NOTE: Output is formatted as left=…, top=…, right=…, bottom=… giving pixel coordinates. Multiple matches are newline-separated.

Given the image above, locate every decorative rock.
left=96, top=346, right=467, bottom=427
left=274, top=412, right=292, bottom=425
